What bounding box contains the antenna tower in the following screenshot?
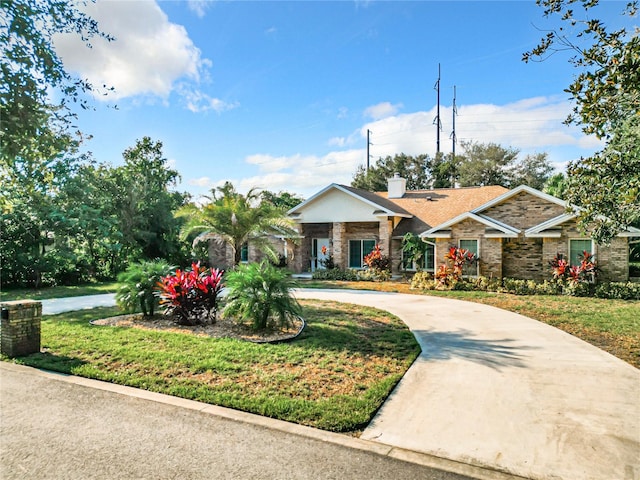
[450,85,457,157]
[433,64,442,155]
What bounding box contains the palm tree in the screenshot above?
[177,182,298,266]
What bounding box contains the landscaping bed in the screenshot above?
[12,299,420,433]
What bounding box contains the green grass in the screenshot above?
[9,300,420,433]
[0,282,119,302]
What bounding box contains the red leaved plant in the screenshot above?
[157,262,224,325]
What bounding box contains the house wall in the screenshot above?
[296,189,383,223]
[502,237,545,281]
[434,218,503,279]
[483,192,566,230]
[541,220,629,282]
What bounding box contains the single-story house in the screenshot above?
[286,175,639,282]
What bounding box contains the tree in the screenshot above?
[566,115,640,243]
[351,153,431,191]
[178,182,299,266]
[113,137,188,263]
[260,190,305,211]
[511,152,554,190]
[1,0,112,167]
[456,141,519,187]
[524,0,640,242]
[543,172,568,200]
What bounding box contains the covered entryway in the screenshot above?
[311,238,330,271]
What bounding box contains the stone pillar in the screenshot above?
[1,300,42,358]
[378,218,392,256]
[332,222,346,269]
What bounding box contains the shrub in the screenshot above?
[357,268,391,282]
[434,246,475,288]
[312,268,358,281]
[410,271,435,290]
[501,278,539,296]
[157,262,224,325]
[116,259,175,316]
[363,244,391,272]
[594,282,640,300]
[223,260,301,330]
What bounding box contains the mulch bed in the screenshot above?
[91,313,305,343]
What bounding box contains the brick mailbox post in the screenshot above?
[0,300,42,357]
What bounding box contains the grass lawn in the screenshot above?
[10,300,420,433]
[299,279,640,369]
[0,282,119,302]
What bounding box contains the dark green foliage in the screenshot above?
[116,260,175,317]
[178,182,298,266]
[351,153,431,191]
[311,268,359,281]
[525,0,640,242]
[224,261,301,330]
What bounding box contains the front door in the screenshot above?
[312,238,331,271]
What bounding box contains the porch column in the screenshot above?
[332,222,346,269]
[378,218,392,256]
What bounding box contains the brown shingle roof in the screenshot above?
[375,185,509,236]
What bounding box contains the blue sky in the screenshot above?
[54,0,633,199]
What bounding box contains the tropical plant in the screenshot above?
[401,233,428,270]
[434,246,475,288]
[223,260,301,330]
[157,262,224,325]
[116,260,175,317]
[362,244,391,281]
[177,182,299,266]
[550,251,597,288]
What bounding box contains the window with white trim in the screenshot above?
[569,239,593,266]
[402,241,435,272]
[459,239,479,276]
[349,239,376,269]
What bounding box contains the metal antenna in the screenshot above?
[366,129,373,170]
[450,85,457,157]
[433,63,442,155]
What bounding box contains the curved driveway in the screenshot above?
[295,289,640,480]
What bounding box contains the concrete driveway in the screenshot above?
[294,289,640,480]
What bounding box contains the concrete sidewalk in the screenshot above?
[295,289,640,480]
[41,293,117,315]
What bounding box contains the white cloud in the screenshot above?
[186,96,601,199]
[53,0,214,106]
[364,101,403,120]
[180,87,239,113]
[188,1,211,18]
[189,176,214,188]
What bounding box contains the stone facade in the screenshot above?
[1,300,42,358]
[483,192,565,230]
[502,237,545,281]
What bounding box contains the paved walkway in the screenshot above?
[11,290,640,480]
[295,289,640,480]
[41,293,117,314]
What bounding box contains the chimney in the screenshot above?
[387,173,406,198]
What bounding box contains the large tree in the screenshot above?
[524,0,640,242]
[456,141,520,187]
[178,182,299,266]
[1,0,111,166]
[351,153,431,191]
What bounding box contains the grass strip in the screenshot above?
[8,300,420,433]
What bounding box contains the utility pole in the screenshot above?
[366,129,372,170]
[450,85,457,157]
[433,63,442,155]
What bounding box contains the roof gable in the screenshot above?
[472,185,566,214]
[288,184,410,223]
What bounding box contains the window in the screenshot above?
[240,242,249,263]
[402,241,435,272]
[459,239,479,276]
[569,239,593,266]
[349,239,376,268]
